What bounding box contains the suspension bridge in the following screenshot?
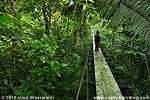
[92,28,124,100]
[76,27,124,100]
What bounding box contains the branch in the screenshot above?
[50,15,61,25]
[7,62,28,74]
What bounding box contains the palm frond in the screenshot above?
[106,0,150,49]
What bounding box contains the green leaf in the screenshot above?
[138,52,145,56]
[48,82,51,86]
[45,43,49,47]
[52,86,57,89]
[35,40,39,44]
[0,15,10,22]
[0,22,4,28]
[29,69,40,73]
[40,38,44,42]
[56,72,61,77]
[0,86,7,89]
[38,72,43,76]
[116,66,125,70]
[62,63,68,67]
[30,77,35,82]
[39,88,44,94]
[32,59,37,65]
[44,66,49,69]
[14,89,22,95]
[28,51,33,57]
[39,77,44,82]
[52,66,57,71]
[3,79,8,85]
[26,89,33,96]
[23,13,30,17]
[40,49,44,53]
[50,61,54,66]
[83,4,86,10]
[17,59,23,62]
[16,14,22,20]
[27,76,30,82]
[88,0,95,3]
[40,55,45,61]
[43,92,47,96]
[19,79,26,83]
[32,49,36,52]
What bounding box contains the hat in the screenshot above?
[96,30,100,33]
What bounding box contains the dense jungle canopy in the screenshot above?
[0,0,150,99]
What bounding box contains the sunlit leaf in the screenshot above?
[62,63,68,67]
[17,59,23,62]
[88,0,95,3]
[23,13,30,18]
[83,4,86,10]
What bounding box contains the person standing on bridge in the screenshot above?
[94,30,101,51]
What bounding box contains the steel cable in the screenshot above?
[75,40,92,100]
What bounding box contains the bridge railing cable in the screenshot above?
[75,40,92,100]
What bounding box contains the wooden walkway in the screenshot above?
[92,29,124,100]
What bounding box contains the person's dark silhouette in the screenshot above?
[94,30,101,51]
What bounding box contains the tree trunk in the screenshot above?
[42,3,50,35]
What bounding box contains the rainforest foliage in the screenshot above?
[0,0,150,99]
